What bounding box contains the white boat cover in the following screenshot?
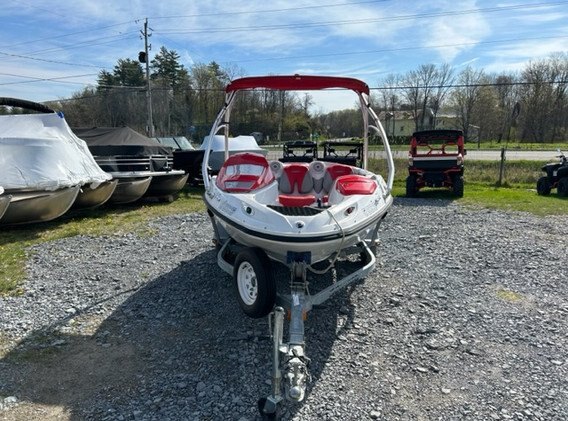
[0,113,111,191]
[199,135,265,152]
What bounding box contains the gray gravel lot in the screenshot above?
[0,199,567,420]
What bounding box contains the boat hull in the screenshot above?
[108,177,152,204]
[144,172,189,198]
[0,186,80,225]
[208,205,389,265]
[204,180,393,265]
[73,179,118,209]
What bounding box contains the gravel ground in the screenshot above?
[0,198,567,420]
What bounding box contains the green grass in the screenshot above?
[471,141,568,151]
[371,158,568,216]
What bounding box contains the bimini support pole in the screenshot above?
[202,91,236,190]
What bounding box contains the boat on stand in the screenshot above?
[201,75,395,416]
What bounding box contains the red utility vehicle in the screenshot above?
[406,129,465,197]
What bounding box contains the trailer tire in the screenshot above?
[234,248,275,318]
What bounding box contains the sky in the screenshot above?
[0,0,567,112]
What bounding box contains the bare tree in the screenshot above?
[450,66,485,143]
[430,63,454,127]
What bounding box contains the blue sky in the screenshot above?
[0,0,567,111]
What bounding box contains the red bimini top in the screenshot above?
[226,75,370,95]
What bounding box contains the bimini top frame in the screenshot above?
[201,74,395,191]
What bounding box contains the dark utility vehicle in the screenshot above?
[406,129,466,197]
[280,140,318,163]
[321,140,363,167]
[536,149,568,197]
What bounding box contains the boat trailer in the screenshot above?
[215,234,380,418]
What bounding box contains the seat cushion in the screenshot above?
[280,163,313,194]
[335,175,376,195]
[278,194,316,207]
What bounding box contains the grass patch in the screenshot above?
[370,158,568,216]
[496,288,524,302]
[0,186,205,295]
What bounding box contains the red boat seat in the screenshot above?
[277,163,316,206]
[335,174,376,196]
[216,153,274,193]
[323,163,353,193]
[278,194,316,207]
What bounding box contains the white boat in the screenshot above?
[0,98,113,225]
[199,134,267,174]
[201,75,394,415]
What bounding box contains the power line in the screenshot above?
[47,78,567,105]
[149,0,391,20]
[0,72,98,86]
[221,34,568,64]
[23,33,139,57]
[0,50,105,69]
[0,19,137,50]
[154,1,568,34]
[370,80,568,91]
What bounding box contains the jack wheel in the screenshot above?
[234,248,275,318]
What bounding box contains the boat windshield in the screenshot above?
[224,163,265,177]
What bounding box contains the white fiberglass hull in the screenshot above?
[205,176,392,265]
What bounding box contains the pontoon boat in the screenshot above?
[0,98,113,225]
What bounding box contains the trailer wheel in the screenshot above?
[452,175,464,197]
[536,176,551,196]
[406,175,417,197]
[234,248,275,318]
[557,178,568,197]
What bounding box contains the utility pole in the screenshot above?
[141,18,154,137]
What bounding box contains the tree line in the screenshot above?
[376,53,568,144]
[42,47,567,144]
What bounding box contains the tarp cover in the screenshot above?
[74,126,173,156]
[0,113,112,191]
[199,135,264,152]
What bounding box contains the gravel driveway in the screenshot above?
[0,199,566,420]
